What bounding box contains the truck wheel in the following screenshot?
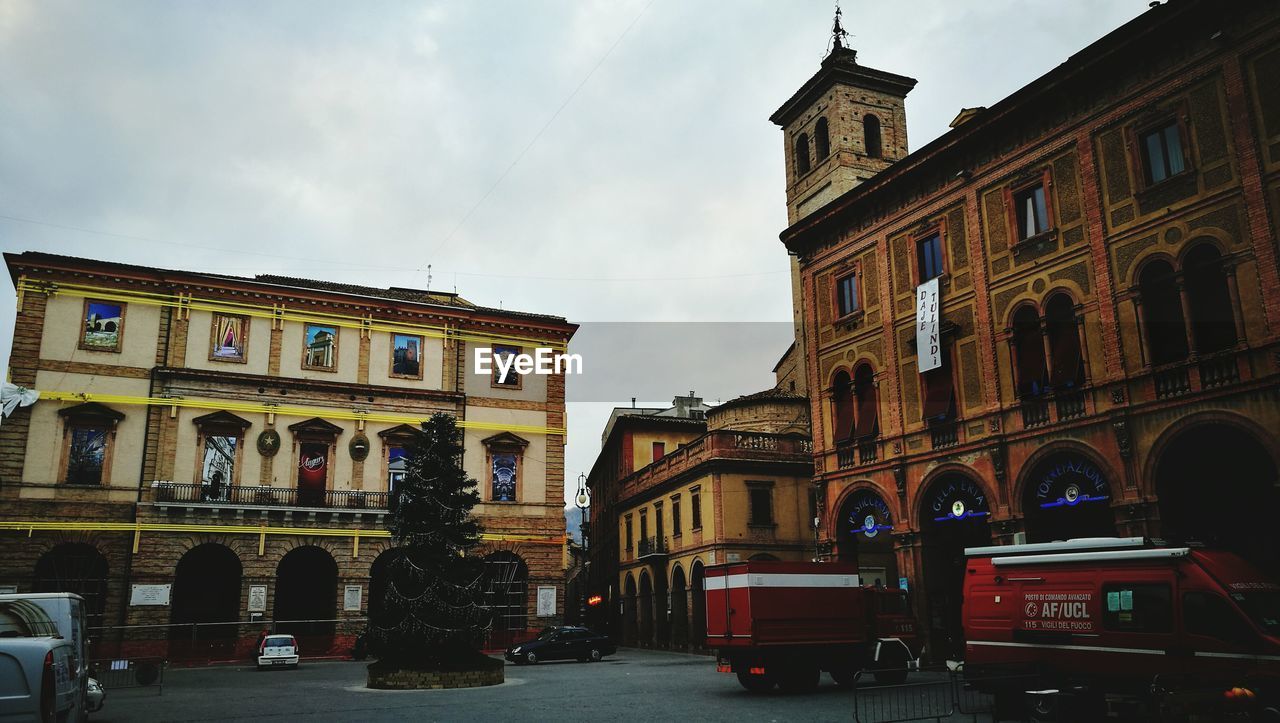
[872,644,909,685]
[736,670,774,693]
[778,664,821,693]
[829,667,858,688]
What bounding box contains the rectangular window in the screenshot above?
[655,502,664,542]
[836,272,859,317]
[639,509,649,541]
[921,352,957,422]
[624,516,633,551]
[1013,184,1050,241]
[917,233,944,281]
[210,313,249,363]
[671,495,682,537]
[80,299,125,353]
[491,344,521,388]
[807,488,818,529]
[1102,583,1171,633]
[1184,592,1255,645]
[387,445,408,494]
[66,427,107,485]
[302,323,338,370]
[748,482,774,526]
[652,441,665,462]
[1140,120,1186,184]
[390,333,424,379]
[491,452,517,502]
[200,435,237,501]
[691,487,702,530]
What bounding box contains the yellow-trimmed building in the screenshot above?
[0,252,575,659]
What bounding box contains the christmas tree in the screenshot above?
[368,412,495,670]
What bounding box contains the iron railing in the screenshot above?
[637,536,668,557]
[152,483,388,510]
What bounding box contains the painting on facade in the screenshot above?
[210,314,248,362]
[491,345,520,387]
[391,334,421,378]
[303,324,337,369]
[201,435,236,500]
[81,301,123,350]
[492,452,517,501]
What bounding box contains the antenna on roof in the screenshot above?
[426,264,433,291]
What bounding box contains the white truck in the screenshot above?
[0,597,84,722]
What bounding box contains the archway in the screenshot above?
[670,566,688,649]
[638,571,654,646]
[654,566,670,647]
[170,544,242,658]
[34,543,109,629]
[690,561,706,648]
[367,549,396,624]
[918,471,991,661]
[274,546,337,647]
[1021,451,1115,543]
[623,573,638,646]
[481,552,528,650]
[1155,423,1279,576]
[836,488,898,588]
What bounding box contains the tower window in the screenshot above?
[815,117,831,160]
[795,133,811,175]
[864,115,882,159]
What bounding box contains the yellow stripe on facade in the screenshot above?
[17,279,568,351]
[37,391,564,436]
[0,521,566,558]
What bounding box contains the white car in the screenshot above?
[256,634,301,670]
[86,676,105,714]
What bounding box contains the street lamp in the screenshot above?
[574,472,591,624]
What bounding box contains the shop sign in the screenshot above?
[846,490,893,538]
[929,477,990,523]
[1036,457,1109,509]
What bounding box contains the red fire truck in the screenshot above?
[705,560,921,692]
[962,537,1280,718]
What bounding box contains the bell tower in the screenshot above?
[770,7,917,225]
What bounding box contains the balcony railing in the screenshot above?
[837,445,857,470]
[858,439,878,464]
[1020,398,1050,428]
[1054,388,1087,420]
[1199,353,1240,389]
[929,422,959,450]
[152,483,388,510]
[1154,365,1192,399]
[637,536,668,558]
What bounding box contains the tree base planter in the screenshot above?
[366,658,504,690]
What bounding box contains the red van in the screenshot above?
[962,537,1280,718]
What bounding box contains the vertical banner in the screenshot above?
[916,278,941,373]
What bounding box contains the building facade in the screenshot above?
[0,252,575,659]
[586,390,814,650]
[777,0,1280,660]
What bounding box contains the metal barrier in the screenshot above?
[88,618,367,664]
[852,667,1039,722]
[89,657,166,696]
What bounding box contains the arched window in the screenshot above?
[832,370,854,442]
[795,133,811,175]
[1183,244,1237,354]
[1045,294,1084,389]
[864,115,882,159]
[1139,260,1189,365]
[852,363,878,439]
[1012,305,1047,398]
[815,117,830,160]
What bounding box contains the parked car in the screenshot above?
[256,634,300,670]
[86,677,105,714]
[0,598,83,722]
[505,626,615,664]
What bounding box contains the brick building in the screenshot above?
[0,252,575,659]
[585,389,814,650]
[775,0,1280,660]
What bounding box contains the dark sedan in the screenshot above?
[504,626,616,664]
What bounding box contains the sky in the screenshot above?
[0,0,1146,508]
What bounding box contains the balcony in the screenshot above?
[1019,398,1051,428]
[929,422,959,450]
[637,536,668,559]
[835,438,878,469]
[1153,365,1192,399]
[1054,388,1087,420]
[1199,352,1240,389]
[151,483,388,511]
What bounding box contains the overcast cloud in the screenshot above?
[0,0,1144,504]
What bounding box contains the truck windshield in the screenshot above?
[1231,591,1280,635]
